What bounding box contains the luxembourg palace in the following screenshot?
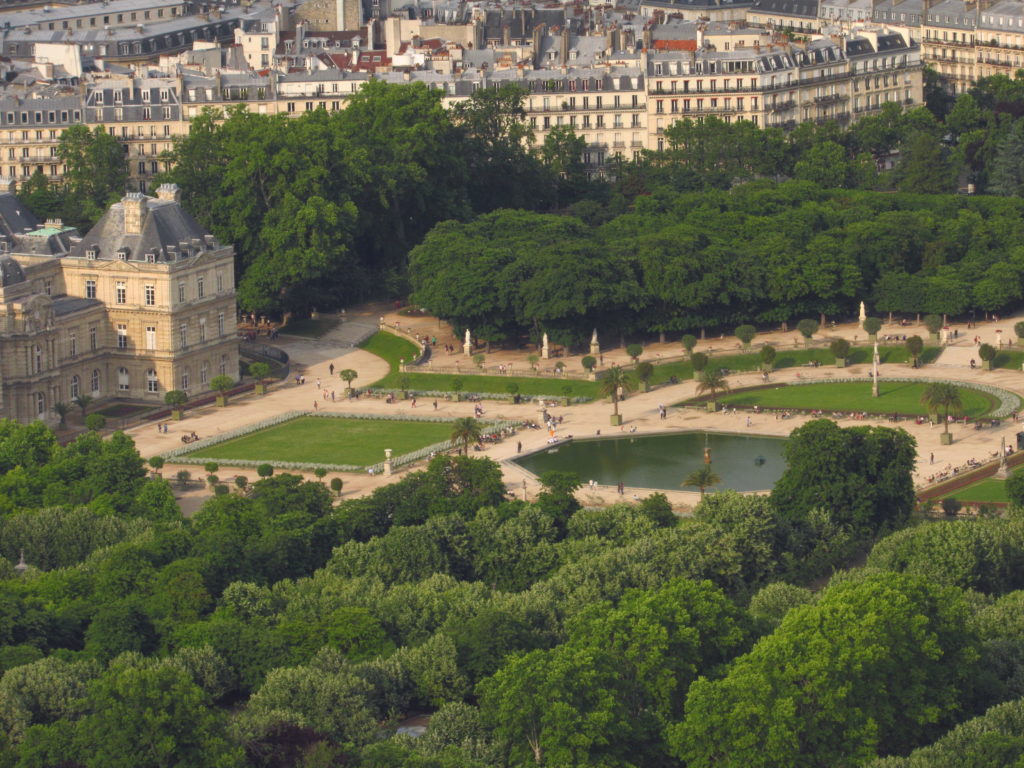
[0,182,238,424]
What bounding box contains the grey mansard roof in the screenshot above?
[72,195,217,262]
[0,254,25,286]
[0,191,40,237]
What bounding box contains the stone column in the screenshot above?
[383,448,393,477]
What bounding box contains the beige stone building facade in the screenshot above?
[0,182,237,424]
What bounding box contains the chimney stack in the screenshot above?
[122,192,146,235]
[156,183,181,203]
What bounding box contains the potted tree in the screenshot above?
[797,319,819,346]
[626,343,644,364]
[636,361,654,392]
[905,335,924,368]
[330,477,344,497]
[830,338,851,368]
[759,345,777,373]
[398,374,412,400]
[599,366,636,426]
[1015,321,1024,346]
[338,369,358,396]
[863,317,882,342]
[506,382,520,403]
[234,475,248,495]
[210,375,235,407]
[472,353,485,371]
[691,352,709,376]
[176,469,191,489]
[734,324,756,350]
[248,361,271,395]
[681,334,697,357]
[164,390,187,420]
[562,384,573,406]
[581,355,597,379]
[921,382,963,445]
[451,378,464,402]
[257,463,274,478]
[923,314,943,343]
[85,413,106,432]
[697,367,729,412]
[979,343,997,371]
[148,456,164,477]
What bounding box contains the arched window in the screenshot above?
[70,375,80,400]
[34,392,44,416]
[146,369,158,393]
[181,368,190,391]
[118,367,129,391]
[90,369,100,394]
[199,361,208,385]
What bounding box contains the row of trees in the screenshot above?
[410,186,1024,348]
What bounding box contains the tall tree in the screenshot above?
[57,125,128,229]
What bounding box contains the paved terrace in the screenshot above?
[125,305,1024,516]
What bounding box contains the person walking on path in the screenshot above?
[329,363,335,376]
[516,441,522,453]
[617,481,624,495]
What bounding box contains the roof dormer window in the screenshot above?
[116,248,128,261]
[85,248,97,260]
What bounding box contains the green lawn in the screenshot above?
[939,478,1009,504]
[362,332,600,398]
[649,346,939,385]
[186,416,454,466]
[280,317,340,338]
[994,349,1024,371]
[712,381,997,418]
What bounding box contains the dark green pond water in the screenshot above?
[514,431,787,492]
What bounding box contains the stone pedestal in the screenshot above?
[610,414,623,426]
[706,401,718,413]
[940,432,954,445]
[384,448,393,477]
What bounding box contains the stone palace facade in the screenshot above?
[0,182,237,424]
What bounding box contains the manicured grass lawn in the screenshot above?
[280,317,339,338]
[994,349,1024,371]
[360,331,420,373]
[186,416,453,467]
[711,381,997,418]
[939,478,1009,503]
[649,346,940,385]
[362,332,600,398]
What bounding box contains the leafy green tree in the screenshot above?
[671,573,983,767]
[863,316,882,337]
[338,369,358,391]
[771,419,916,534]
[84,413,106,432]
[19,169,62,220]
[1007,469,1024,510]
[246,361,271,389]
[979,343,997,366]
[734,324,756,348]
[73,394,93,419]
[895,131,957,194]
[539,126,587,207]
[74,664,243,768]
[691,352,709,373]
[50,402,69,429]
[796,318,819,342]
[987,121,1024,196]
[830,338,851,362]
[921,382,963,439]
[747,582,814,630]
[626,343,644,363]
[905,335,924,367]
[759,345,776,370]
[681,334,698,355]
[581,355,596,372]
[56,125,128,229]
[793,140,852,188]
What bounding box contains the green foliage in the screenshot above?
[581,355,596,372]
[1007,469,1024,509]
[84,414,106,432]
[922,382,965,436]
[771,419,917,535]
[924,314,944,334]
[210,375,234,395]
[56,125,128,230]
[759,345,776,366]
[796,318,819,340]
[979,343,997,362]
[734,325,756,346]
[681,334,698,354]
[256,464,273,478]
[247,361,271,383]
[163,390,187,408]
[626,343,644,362]
[690,352,709,373]
[864,316,883,335]
[830,338,852,359]
[450,417,482,456]
[906,335,925,364]
[673,573,982,766]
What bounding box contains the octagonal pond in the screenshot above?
[514,431,788,492]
